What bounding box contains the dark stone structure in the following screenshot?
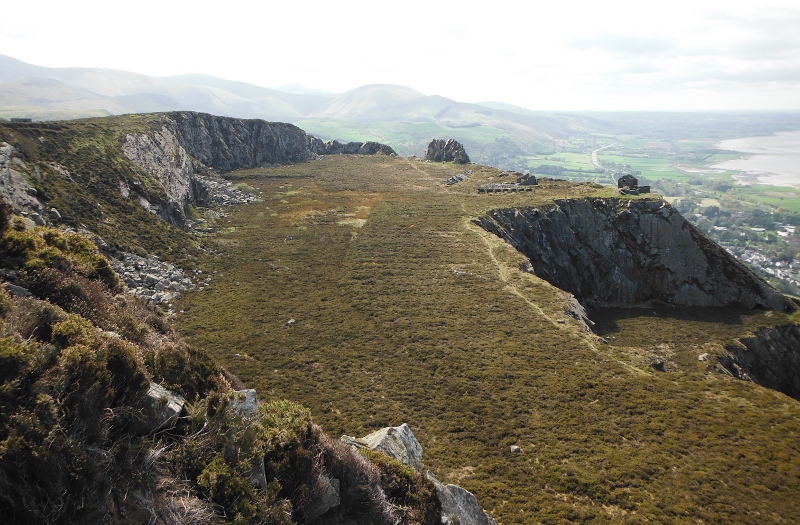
[617,173,650,195]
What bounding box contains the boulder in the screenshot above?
[143,382,186,432]
[4,282,32,297]
[345,423,423,470]
[425,139,471,164]
[303,474,341,520]
[228,389,267,488]
[230,389,259,418]
[426,472,498,525]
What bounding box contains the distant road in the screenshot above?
[591,143,617,184]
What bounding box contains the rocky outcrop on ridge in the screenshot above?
[342,424,497,525]
[477,198,791,310]
[721,325,800,401]
[425,138,471,164]
[121,112,395,226]
[0,142,47,222]
[308,137,397,156]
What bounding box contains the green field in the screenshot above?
[597,151,688,181]
[528,152,595,171]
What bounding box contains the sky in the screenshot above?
[2,0,799,111]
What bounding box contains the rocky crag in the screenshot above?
[424,138,470,164]
[122,112,396,226]
[477,198,791,311]
[722,324,800,401]
[342,424,497,525]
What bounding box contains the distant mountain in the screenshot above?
[15,55,796,169]
[0,55,618,167]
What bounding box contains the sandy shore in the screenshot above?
[713,131,800,187]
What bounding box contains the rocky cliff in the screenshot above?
[121,112,394,226]
[477,198,791,310]
[425,138,470,164]
[722,325,800,401]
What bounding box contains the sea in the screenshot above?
[713,131,800,187]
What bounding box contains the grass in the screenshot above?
[728,185,800,213]
[529,152,596,171]
[175,155,800,524]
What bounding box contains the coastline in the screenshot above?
[713,131,800,188]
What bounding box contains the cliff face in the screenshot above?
[121,112,315,225]
[121,112,394,226]
[167,111,315,171]
[723,325,800,401]
[477,198,790,310]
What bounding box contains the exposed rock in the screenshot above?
[477,198,792,311]
[344,423,424,470]
[0,142,45,219]
[143,382,186,432]
[343,424,495,524]
[425,139,471,164]
[651,356,666,372]
[698,353,710,362]
[722,325,800,401]
[230,389,259,418]
[510,445,521,454]
[228,389,267,489]
[565,295,594,332]
[426,472,498,525]
[4,282,31,297]
[108,251,196,309]
[303,474,341,521]
[309,139,397,156]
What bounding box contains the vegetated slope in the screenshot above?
[175,156,800,524]
[0,206,442,524]
[0,111,384,255]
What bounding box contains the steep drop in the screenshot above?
[477,198,791,310]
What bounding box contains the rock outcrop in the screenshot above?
[0,142,46,220]
[342,423,423,470]
[477,198,791,310]
[308,138,397,156]
[121,112,395,226]
[142,382,186,432]
[426,472,498,525]
[342,424,496,525]
[721,325,800,401]
[425,138,471,164]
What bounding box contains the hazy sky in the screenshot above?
[2,0,799,110]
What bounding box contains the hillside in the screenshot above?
[6,55,800,172]
[1,113,800,523]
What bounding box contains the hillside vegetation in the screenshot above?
[1,112,799,524]
[176,155,800,524]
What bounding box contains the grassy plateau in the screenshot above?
[175,155,800,524]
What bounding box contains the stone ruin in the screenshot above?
[477,173,538,194]
[617,173,650,195]
[446,169,473,186]
[425,139,471,164]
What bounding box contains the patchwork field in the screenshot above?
[175,156,800,524]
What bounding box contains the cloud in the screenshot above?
[568,34,676,57]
